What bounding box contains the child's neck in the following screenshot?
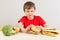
[27,16,34,20]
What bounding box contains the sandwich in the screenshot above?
[41,28,59,37]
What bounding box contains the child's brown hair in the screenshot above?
[23,1,36,11]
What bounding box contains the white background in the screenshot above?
[0,0,60,29]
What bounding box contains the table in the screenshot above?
[0,31,60,40]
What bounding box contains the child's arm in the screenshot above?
[26,24,48,31]
[43,24,56,30]
[25,24,33,31]
[26,24,42,31]
[44,24,48,27]
[40,24,49,30]
[42,24,48,29]
[18,22,27,32]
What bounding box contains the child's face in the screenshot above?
[24,7,35,18]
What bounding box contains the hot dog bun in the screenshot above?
[41,29,59,37]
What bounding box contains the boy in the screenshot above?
[18,1,48,33]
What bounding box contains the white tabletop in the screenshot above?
[0,31,60,40]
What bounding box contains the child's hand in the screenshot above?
[36,25,42,31]
[26,24,33,31]
[21,28,27,33]
[25,24,37,31]
[13,26,20,33]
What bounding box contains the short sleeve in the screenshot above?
[38,16,46,27]
[18,16,25,23]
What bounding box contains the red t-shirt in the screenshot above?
[18,16,46,28]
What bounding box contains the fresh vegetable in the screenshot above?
[2,25,16,36]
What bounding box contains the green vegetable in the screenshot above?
[2,25,16,36]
